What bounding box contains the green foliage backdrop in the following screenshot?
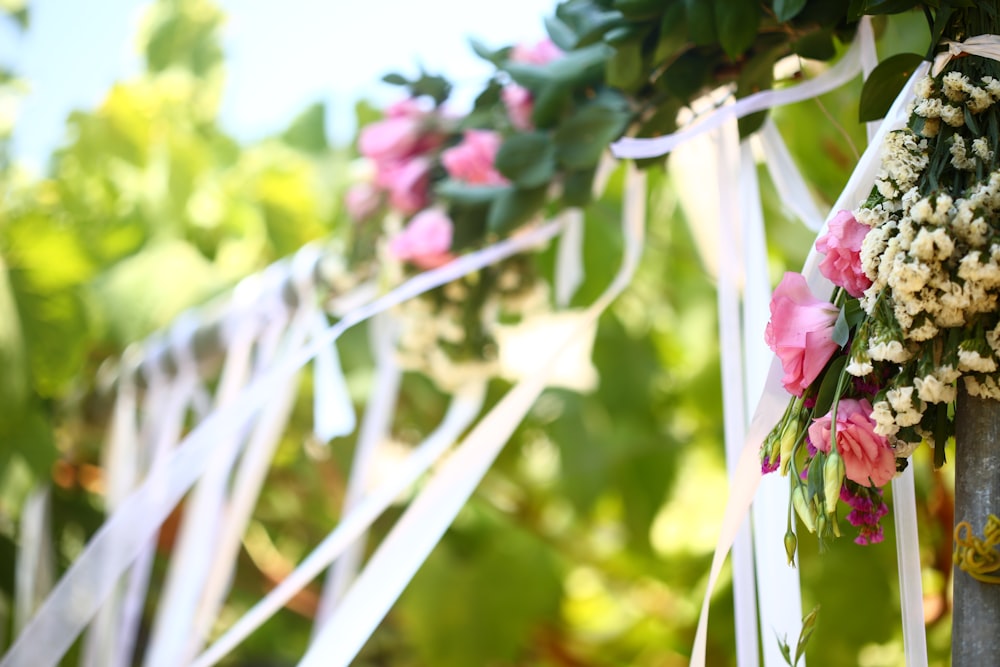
[0,1,955,665]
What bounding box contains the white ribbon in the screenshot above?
[933,34,1000,76]
[296,164,646,667]
[690,61,931,667]
[313,312,401,629]
[611,19,870,160]
[0,218,567,667]
[190,383,488,667]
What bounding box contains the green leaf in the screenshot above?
[857,0,921,15]
[859,53,923,122]
[411,72,452,106]
[844,298,865,328]
[381,73,408,86]
[555,1,626,47]
[0,255,28,412]
[832,308,850,347]
[812,355,848,417]
[685,0,716,46]
[544,14,578,51]
[612,0,665,20]
[530,84,571,129]
[436,179,508,205]
[506,42,614,89]
[494,132,556,188]
[468,38,509,66]
[715,0,759,59]
[487,185,548,234]
[792,29,837,61]
[562,166,597,206]
[605,40,645,91]
[281,102,327,154]
[662,50,712,99]
[774,0,808,21]
[554,102,632,169]
[653,2,688,63]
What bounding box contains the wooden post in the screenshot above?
[953,388,1000,665]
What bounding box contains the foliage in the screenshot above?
[0,1,962,667]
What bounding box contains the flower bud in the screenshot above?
[779,420,799,476]
[823,451,846,515]
[792,486,816,533]
[784,529,798,565]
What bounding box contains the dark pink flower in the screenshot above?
[389,209,455,269]
[809,399,896,488]
[765,272,841,396]
[377,157,432,214]
[441,130,508,185]
[816,210,872,298]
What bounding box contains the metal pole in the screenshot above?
[953,387,1000,665]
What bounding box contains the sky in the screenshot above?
[1,0,557,172]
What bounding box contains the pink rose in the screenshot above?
[359,115,422,164]
[502,84,535,130]
[510,38,562,65]
[441,130,508,185]
[816,210,872,298]
[389,209,455,269]
[344,183,381,221]
[809,399,896,487]
[376,157,432,214]
[765,272,841,396]
[358,98,442,164]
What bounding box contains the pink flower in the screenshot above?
[502,84,535,130]
[765,272,841,396]
[816,210,872,298]
[441,130,508,185]
[344,183,381,221]
[376,157,432,214]
[389,209,455,269]
[809,399,896,487]
[358,98,442,164]
[359,115,422,164]
[510,38,562,65]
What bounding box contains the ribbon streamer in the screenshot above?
[296,164,646,667]
[689,61,931,667]
[933,34,1000,76]
[611,19,870,159]
[0,216,568,667]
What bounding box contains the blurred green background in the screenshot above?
[0,1,955,665]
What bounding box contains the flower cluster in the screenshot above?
[342,40,572,383]
[762,66,1000,549]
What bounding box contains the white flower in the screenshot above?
[871,400,899,436]
[846,358,874,377]
[914,374,957,403]
[910,227,955,261]
[959,349,998,373]
[973,137,995,161]
[941,104,966,127]
[869,340,911,362]
[969,87,993,113]
[943,72,971,101]
[914,75,935,99]
[892,439,921,458]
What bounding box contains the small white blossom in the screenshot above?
[914,374,957,403]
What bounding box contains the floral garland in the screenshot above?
[762,58,1000,551]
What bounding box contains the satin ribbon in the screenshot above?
[933,35,1000,76]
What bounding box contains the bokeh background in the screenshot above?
[0,1,956,665]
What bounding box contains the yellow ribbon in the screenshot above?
[953,514,1000,584]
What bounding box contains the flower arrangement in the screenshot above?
[762,58,1000,551]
